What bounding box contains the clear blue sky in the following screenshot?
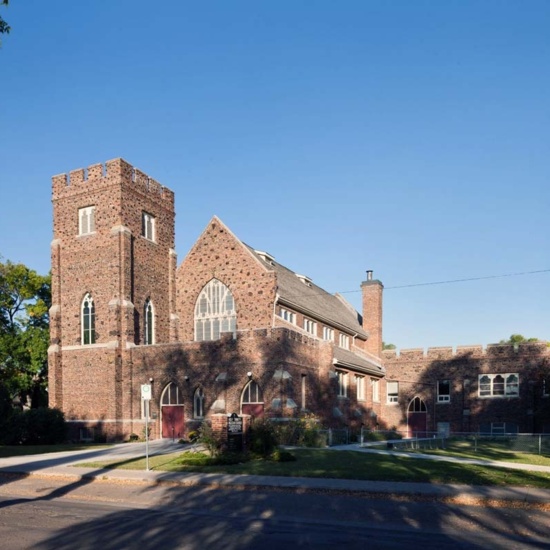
[1,1,548,349]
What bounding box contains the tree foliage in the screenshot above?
[498,334,541,345]
[0,0,10,46]
[0,258,50,408]
[382,342,396,350]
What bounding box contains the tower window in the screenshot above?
[144,299,155,345]
[81,293,96,345]
[142,212,155,241]
[78,206,96,235]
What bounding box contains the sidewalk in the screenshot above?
[1,440,549,506]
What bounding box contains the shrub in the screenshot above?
[128,433,140,442]
[187,430,199,443]
[271,448,296,462]
[199,421,224,457]
[248,418,278,457]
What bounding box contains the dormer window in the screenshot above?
[254,250,275,265]
[296,273,312,286]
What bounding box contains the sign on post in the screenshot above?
[227,412,243,452]
[141,384,152,471]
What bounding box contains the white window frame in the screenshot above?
[303,318,317,336]
[336,370,348,398]
[322,326,334,341]
[356,375,365,401]
[339,333,350,350]
[81,292,95,345]
[387,381,399,404]
[194,387,205,419]
[78,206,96,236]
[142,211,156,241]
[437,380,451,403]
[371,378,380,402]
[280,308,296,324]
[478,373,519,398]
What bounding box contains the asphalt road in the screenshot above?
[0,474,548,549]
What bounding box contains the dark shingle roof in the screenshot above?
[333,346,385,377]
[246,245,367,339]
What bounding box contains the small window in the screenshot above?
[280,308,296,324]
[437,380,451,403]
[303,318,317,336]
[142,211,155,241]
[144,299,155,345]
[194,388,205,418]
[387,381,399,404]
[81,293,96,345]
[356,375,365,401]
[336,370,348,397]
[339,333,350,350]
[322,327,334,341]
[79,206,96,235]
[371,378,380,402]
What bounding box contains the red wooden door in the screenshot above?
[408,412,427,438]
[241,403,264,418]
[162,405,184,439]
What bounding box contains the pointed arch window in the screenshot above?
[161,382,182,405]
[242,380,263,404]
[81,293,96,345]
[194,279,236,342]
[408,397,427,413]
[194,387,205,418]
[144,299,155,345]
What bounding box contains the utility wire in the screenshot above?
[286,268,550,299]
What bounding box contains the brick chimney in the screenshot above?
[361,270,383,358]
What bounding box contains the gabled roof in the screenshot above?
[245,245,368,339]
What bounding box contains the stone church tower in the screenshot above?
[48,158,176,440]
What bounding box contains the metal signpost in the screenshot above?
[141,384,152,471]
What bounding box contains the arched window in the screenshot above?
[241,380,264,417]
[408,396,427,413]
[161,382,182,405]
[81,293,95,345]
[242,380,263,404]
[194,279,236,341]
[194,387,205,419]
[144,299,155,345]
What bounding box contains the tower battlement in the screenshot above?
[52,158,174,205]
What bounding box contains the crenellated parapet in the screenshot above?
[383,341,549,360]
[52,158,174,205]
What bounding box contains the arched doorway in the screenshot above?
[161,382,184,439]
[407,396,427,438]
[241,380,264,418]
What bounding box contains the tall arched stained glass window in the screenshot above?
[82,293,95,345]
[194,279,236,341]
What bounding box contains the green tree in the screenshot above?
[382,342,396,350]
[0,259,50,408]
[0,1,10,46]
[498,334,541,345]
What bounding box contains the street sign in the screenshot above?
[141,384,152,400]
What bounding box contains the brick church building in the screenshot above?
[48,158,549,441]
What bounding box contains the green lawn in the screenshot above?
[75,448,550,489]
[392,439,550,467]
